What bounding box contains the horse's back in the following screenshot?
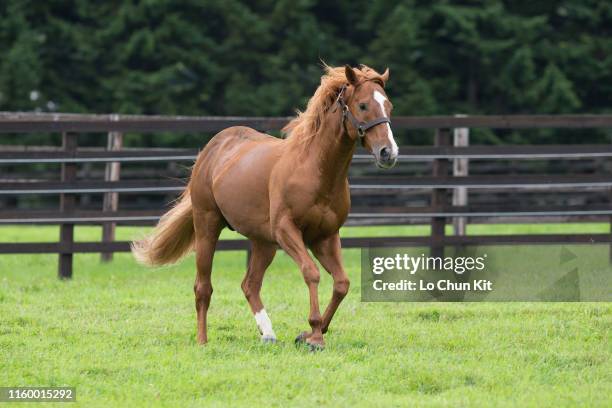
[191,126,283,241]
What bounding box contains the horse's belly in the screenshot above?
[211,143,278,241]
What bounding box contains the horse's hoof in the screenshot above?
[307,342,325,352]
[295,332,324,352]
[294,331,310,345]
[261,335,277,344]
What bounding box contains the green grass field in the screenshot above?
[0,224,610,407]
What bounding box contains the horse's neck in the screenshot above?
[298,114,356,189]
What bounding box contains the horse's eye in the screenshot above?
[359,103,368,111]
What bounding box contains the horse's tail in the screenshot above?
[131,189,195,267]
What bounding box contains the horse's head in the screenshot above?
[340,65,398,168]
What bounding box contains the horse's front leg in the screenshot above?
[311,233,350,334]
[274,217,325,350]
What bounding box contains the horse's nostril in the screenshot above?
[379,147,391,160]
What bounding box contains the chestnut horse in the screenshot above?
[132,64,397,350]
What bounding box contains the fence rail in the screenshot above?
[2,112,612,132]
[2,234,611,256]
[2,204,612,225]
[1,175,611,195]
[2,144,612,163]
[0,112,611,278]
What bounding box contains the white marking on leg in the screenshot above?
[373,90,399,157]
[254,309,276,341]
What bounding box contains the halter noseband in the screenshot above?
[335,84,391,138]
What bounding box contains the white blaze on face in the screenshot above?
[254,309,276,339]
[373,90,398,157]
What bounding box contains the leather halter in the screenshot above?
[335,84,391,138]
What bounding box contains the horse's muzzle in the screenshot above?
[375,146,397,169]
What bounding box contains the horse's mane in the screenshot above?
[282,64,386,142]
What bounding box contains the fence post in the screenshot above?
[101,115,123,262]
[59,132,77,279]
[430,128,451,258]
[453,119,469,236]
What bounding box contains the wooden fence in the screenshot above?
[1,112,611,278]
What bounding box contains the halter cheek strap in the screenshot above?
[336,84,391,138]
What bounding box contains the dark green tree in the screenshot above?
[0,0,610,145]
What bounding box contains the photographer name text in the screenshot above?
[372,279,493,292]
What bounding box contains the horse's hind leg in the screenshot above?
[241,240,277,343]
[193,210,223,344]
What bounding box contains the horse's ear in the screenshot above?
[345,65,359,86]
[381,67,390,83]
